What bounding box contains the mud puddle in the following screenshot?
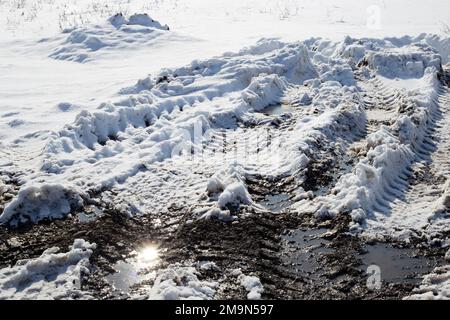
[77,206,106,223]
[280,228,334,281]
[358,243,440,285]
[259,193,292,212]
[106,244,161,293]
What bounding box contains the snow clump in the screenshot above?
[0,239,96,300]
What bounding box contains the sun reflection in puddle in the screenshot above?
[136,245,160,268]
[106,244,161,293]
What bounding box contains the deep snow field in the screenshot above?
[1,0,450,300]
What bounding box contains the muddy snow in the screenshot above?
[1,0,450,300]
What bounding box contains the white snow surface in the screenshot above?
[1,0,450,145]
[0,183,83,225]
[145,263,219,300]
[0,239,96,300]
[239,274,264,300]
[287,36,450,242]
[1,1,450,42]
[45,13,170,63]
[231,268,264,300]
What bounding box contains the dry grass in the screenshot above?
[0,0,180,33]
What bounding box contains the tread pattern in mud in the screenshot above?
[2,52,450,299]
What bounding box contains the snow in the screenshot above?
[1,1,450,42]
[106,252,220,300]
[205,164,252,213]
[0,20,449,244]
[0,183,83,226]
[201,208,235,222]
[147,264,218,300]
[217,182,252,210]
[0,239,96,300]
[0,180,6,194]
[366,45,441,78]
[433,180,450,217]
[2,0,450,300]
[5,34,448,231]
[239,274,264,300]
[405,264,450,300]
[1,38,326,224]
[1,0,450,146]
[446,249,450,262]
[308,38,447,240]
[232,269,264,300]
[46,13,170,63]
[405,250,450,300]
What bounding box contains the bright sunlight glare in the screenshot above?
[137,245,160,267]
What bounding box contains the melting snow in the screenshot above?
[0,239,96,300]
[2,0,450,301]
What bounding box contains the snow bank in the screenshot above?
[0,239,96,300]
[0,183,84,226]
[366,45,441,79]
[45,39,315,167]
[385,34,450,65]
[241,74,287,111]
[316,126,414,220]
[315,47,442,236]
[147,263,218,300]
[47,13,169,62]
[2,39,320,225]
[3,36,373,225]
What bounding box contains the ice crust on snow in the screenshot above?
[46,13,169,62]
[0,239,96,300]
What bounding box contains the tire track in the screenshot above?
[295,76,406,206]
[367,81,450,238]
